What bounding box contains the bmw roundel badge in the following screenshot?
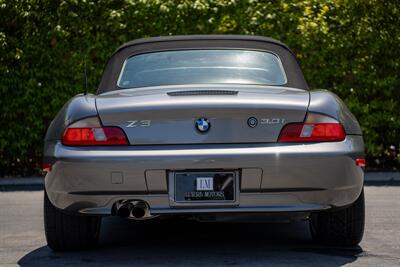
[247,117,258,128]
[195,118,210,133]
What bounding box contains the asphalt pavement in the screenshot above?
[0,186,399,266]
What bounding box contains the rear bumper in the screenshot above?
[45,135,364,216]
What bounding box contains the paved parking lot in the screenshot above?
[0,186,399,266]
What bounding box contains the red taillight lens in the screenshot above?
[355,158,366,167]
[62,127,128,146]
[278,123,345,142]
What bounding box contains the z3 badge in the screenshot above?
[126,120,151,128]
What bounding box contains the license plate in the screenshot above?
[173,171,236,203]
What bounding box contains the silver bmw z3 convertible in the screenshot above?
[43,35,365,251]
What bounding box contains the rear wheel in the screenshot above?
[310,188,365,246]
[43,191,101,251]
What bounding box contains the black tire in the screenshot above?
[44,191,101,251]
[310,188,365,246]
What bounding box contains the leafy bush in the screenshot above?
[1,0,399,176]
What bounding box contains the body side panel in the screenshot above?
[43,94,98,164]
[44,94,98,141]
[308,90,362,135]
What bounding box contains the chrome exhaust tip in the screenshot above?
[115,200,154,220]
[131,201,148,219]
[117,202,133,218]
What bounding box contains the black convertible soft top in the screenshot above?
[97,35,308,93]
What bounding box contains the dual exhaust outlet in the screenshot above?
[115,201,152,219]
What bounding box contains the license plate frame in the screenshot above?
[168,170,240,207]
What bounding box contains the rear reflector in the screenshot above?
[278,123,345,142]
[42,163,52,172]
[355,159,366,167]
[62,127,128,146]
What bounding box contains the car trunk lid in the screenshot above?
[96,85,310,145]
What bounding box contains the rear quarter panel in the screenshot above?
[44,94,98,164]
[308,90,362,135]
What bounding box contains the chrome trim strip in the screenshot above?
[78,204,329,215]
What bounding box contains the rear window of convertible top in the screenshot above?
[117,49,287,89]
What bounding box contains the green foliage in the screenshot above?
[1,0,399,175]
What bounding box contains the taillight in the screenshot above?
[62,117,128,146]
[278,113,346,142]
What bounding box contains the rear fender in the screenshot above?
[308,90,362,135]
[45,94,98,141]
[44,94,98,164]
